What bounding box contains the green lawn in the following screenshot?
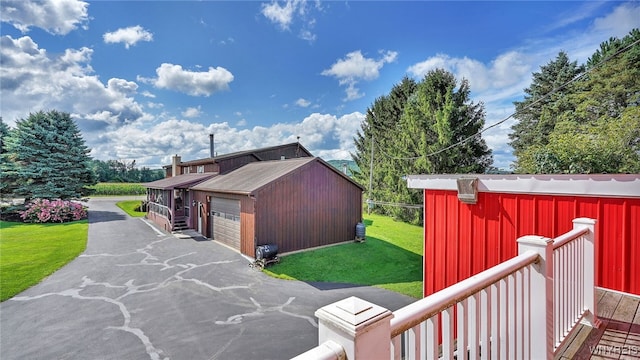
[116,200,147,217]
[0,220,88,301]
[264,213,424,298]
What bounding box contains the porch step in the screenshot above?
[173,218,189,231]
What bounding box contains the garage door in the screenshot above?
[211,197,241,250]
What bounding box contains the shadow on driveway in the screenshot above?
[88,210,127,223]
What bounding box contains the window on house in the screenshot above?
[197,165,205,173]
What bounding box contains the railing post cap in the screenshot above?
[315,296,392,333]
[517,235,552,246]
[573,217,596,225]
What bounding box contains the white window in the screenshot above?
[197,165,205,173]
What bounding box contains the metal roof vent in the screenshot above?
[456,177,478,204]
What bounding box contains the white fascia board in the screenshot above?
[406,174,640,198]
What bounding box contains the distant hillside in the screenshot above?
[326,160,360,177]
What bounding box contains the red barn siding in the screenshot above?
[424,190,640,297]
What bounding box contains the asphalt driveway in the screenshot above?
[0,198,416,360]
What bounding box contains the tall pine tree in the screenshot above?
[5,110,97,200]
[352,76,417,216]
[387,69,491,223]
[508,51,583,172]
[352,70,492,224]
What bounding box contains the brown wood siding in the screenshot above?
[146,212,171,232]
[240,197,256,257]
[217,146,312,174]
[253,161,362,254]
[191,191,211,237]
[218,155,260,174]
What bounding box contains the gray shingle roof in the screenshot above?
[143,173,217,190]
[191,157,316,194]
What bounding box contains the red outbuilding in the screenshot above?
[406,174,640,297]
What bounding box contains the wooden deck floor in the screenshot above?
[556,288,640,359]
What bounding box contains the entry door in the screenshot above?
[197,202,203,233]
[211,197,241,250]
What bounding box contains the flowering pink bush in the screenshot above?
[19,199,87,223]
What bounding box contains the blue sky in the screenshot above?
[1,1,639,170]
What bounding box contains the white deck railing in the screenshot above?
[292,218,599,360]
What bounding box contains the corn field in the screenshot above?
[89,183,146,196]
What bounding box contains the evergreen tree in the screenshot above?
[508,51,583,172]
[387,69,492,223]
[5,110,97,200]
[352,71,492,224]
[517,29,640,173]
[352,76,417,216]
[0,118,18,197]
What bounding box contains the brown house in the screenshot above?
[191,157,364,257]
[144,143,364,258]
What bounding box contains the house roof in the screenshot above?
[163,142,313,168]
[405,174,640,198]
[143,173,217,190]
[191,157,364,195]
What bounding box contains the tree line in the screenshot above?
[1,111,164,201]
[352,29,639,224]
[91,159,164,183]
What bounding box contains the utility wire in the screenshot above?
[373,37,640,161]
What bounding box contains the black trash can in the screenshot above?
[256,244,278,260]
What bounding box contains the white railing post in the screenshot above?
[573,217,601,328]
[517,235,554,359]
[315,296,393,360]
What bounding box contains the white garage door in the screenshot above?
[211,197,241,250]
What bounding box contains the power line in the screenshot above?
[372,37,640,161]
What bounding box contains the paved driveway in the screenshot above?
[1,198,416,360]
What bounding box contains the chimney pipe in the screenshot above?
[209,133,214,158]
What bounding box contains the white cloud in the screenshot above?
[408,51,530,92]
[0,0,89,35]
[182,106,202,118]
[141,63,234,96]
[141,91,156,98]
[592,2,640,38]
[91,111,364,167]
[261,0,296,30]
[0,35,145,129]
[322,50,398,101]
[103,25,153,49]
[261,0,320,42]
[295,98,311,107]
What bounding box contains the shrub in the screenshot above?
[19,199,87,223]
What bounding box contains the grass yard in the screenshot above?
[0,220,88,302]
[116,200,147,217]
[264,213,424,298]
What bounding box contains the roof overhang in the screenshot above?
[406,174,640,198]
[143,173,217,190]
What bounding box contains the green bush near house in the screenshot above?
[116,200,147,217]
[0,220,88,302]
[264,213,424,299]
